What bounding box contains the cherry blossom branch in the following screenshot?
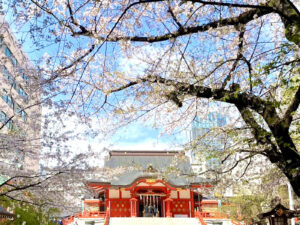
[95,8,273,43]
[221,26,246,89]
[167,1,183,29]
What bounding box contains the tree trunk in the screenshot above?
[276,0,300,47]
[273,153,300,196]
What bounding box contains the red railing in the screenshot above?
[62,211,106,225]
[232,220,242,225]
[104,207,110,225]
[197,210,244,225]
[77,211,106,218]
[195,211,208,225]
[62,216,74,225]
[200,211,227,219]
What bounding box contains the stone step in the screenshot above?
[109,217,200,225]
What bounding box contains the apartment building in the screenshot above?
[0,15,41,173]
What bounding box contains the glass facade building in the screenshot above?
[189,112,227,174]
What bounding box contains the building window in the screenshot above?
[15,104,21,114]
[19,69,30,85]
[17,86,28,103]
[21,72,29,84]
[1,89,14,109]
[4,45,12,57]
[15,104,27,122]
[2,68,29,103]
[3,45,18,67]
[0,111,6,124]
[17,86,25,97]
[10,55,18,67]
[3,66,17,89]
[20,110,27,122]
[0,111,13,130]
[7,119,13,130]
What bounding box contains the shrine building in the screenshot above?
[88,150,211,218]
[62,150,233,225]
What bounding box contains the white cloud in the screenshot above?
[41,107,185,170]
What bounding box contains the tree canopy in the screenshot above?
[4,0,300,196]
[0,196,59,225]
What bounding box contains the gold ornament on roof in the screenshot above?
[146,179,156,183]
[145,163,158,173]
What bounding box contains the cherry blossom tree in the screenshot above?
[4,0,300,196]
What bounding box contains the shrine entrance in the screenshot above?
[138,194,164,217]
[133,183,169,218]
[125,178,180,218]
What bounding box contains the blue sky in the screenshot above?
[2,13,188,152]
[109,122,188,150]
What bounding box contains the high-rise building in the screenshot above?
[0,15,41,173]
[189,111,227,175]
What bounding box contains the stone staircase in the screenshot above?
[109,217,201,225]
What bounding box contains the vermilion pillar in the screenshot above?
[165,198,173,217]
[130,198,138,217]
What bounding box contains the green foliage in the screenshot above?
[219,168,300,223]
[221,194,267,223]
[0,197,60,225]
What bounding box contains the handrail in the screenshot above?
[62,210,106,225]
[77,211,106,218]
[104,207,110,225]
[195,211,208,225]
[62,216,74,225]
[232,220,242,225]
